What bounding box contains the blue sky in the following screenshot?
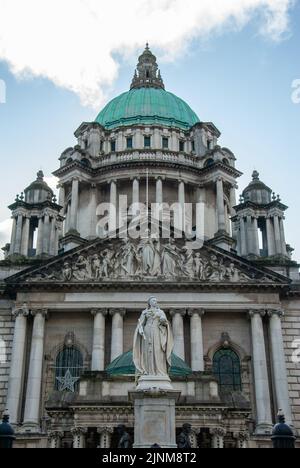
[0,0,299,260]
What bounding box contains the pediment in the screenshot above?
[6,235,289,287]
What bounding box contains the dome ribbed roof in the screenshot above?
[95,45,200,131]
[95,88,200,131]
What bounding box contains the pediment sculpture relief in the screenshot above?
[24,238,271,283]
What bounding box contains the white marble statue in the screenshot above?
[133,297,174,377]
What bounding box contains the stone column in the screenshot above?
[196,186,206,241]
[266,217,275,256]
[273,215,282,255]
[188,309,205,372]
[43,213,50,254]
[21,216,30,256]
[211,428,226,448]
[234,432,249,449]
[89,184,98,239]
[49,218,57,256]
[36,216,44,255]
[110,309,125,362]
[240,217,247,256]
[23,310,47,430]
[253,217,260,256]
[14,214,23,254]
[249,310,273,434]
[91,309,107,372]
[6,305,29,425]
[69,178,79,232]
[156,177,163,205]
[98,427,114,448]
[279,218,287,256]
[109,180,117,232]
[72,427,87,449]
[9,217,17,254]
[170,310,186,361]
[268,310,293,426]
[216,178,226,233]
[48,431,64,449]
[132,177,140,216]
[178,180,185,231]
[58,183,65,216]
[246,216,253,254]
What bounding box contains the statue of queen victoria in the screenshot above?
[133,297,174,377]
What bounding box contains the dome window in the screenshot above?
[111,140,116,152]
[144,136,151,148]
[191,140,195,152]
[66,158,73,165]
[162,137,169,149]
[179,141,185,152]
[222,158,230,166]
[205,158,215,167]
[126,137,133,149]
[81,158,91,168]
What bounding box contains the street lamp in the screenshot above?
[0,410,15,449]
[271,410,296,449]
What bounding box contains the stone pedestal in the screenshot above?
[130,380,180,449]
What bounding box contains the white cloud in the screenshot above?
[0,218,12,258]
[0,0,294,108]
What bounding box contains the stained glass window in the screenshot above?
[55,347,84,392]
[213,349,242,394]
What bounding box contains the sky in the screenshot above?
[0,0,299,260]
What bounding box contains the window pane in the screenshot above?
[162,137,169,149]
[127,137,133,149]
[213,348,242,393]
[144,136,151,148]
[111,140,116,152]
[55,347,84,392]
[179,141,185,152]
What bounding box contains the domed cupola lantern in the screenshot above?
[233,171,290,260]
[130,43,165,90]
[8,171,63,258]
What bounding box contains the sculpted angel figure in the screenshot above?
[133,297,174,377]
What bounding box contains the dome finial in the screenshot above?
[252,170,259,181]
[131,46,165,90]
[37,170,44,181]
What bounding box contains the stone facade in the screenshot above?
[0,46,299,448]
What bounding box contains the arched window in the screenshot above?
[222,158,230,166]
[204,158,214,167]
[213,348,242,394]
[55,347,84,393]
[81,158,91,168]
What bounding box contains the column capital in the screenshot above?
[233,431,250,442]
[109,309,126,318]
[131,176,141,181]
[267,309,285,319]
[31,309,48,318]
[210,427,226,437]
[248,310,266,319]
[47,431,64,440]
[188,308,205,318]
[97,426,114,435]
[90,183,97,190]
[71,427,88,436]
[12,303,29,318]
[91,308,108,317]
[169,309,186,318]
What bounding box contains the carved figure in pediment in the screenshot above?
[138,236,156,276]
[207,254,221,281]
[100,250,111,278]
[73,255,91,280]
[91,254,101,279]
[183,248,195,277]
[194,252,207,280]
[62,262,73,281]
[162,239,181,278]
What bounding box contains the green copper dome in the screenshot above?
[95,45,200,131]
[106,350,193,377]
[95,88,200,131]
